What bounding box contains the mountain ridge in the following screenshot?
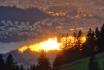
[0,6,50,42]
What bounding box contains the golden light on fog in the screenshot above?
[18,36,86,53]
[18,38,62,53]
[61,36,86,47]
[61,36,75,44]
[80,36,86,43]
[18,46,28,53]
[47,11,66,16]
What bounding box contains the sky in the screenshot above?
[0,0,104,53]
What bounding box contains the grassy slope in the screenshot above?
[58,53,104,70]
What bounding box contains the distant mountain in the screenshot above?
[2,49,39,68]
[0,6,49,22]
[0,6,50,42]
[0,6,104,43]
[2,49,56,68]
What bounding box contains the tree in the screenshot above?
[30,64,36,70]
[99,24,104,52]
[37,53,51,70]
[72,30,83,50]
[95,27,100,39]
[5,54,16,70]
[64,47,81,63]
[0,54,4,70]
[101,24,104,34]
[95,27,100,53]
[76,30,83,50]
[53,54,67,70]
[78,30,82,38]
[82,28,96,56]
[15,65,20,70]
[35,64,40,70]
[19,65,25,70]
[65,31,83,61]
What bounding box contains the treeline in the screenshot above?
[1,24,104,70]
[53,24,104,70]
[0,53,52,70]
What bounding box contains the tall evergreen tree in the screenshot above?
[15,65,20,70]
[73,30,83,48]
[95,27,100,39]
[0,54,4,70]
[76,30,83,50]
[53,54,67,70]
[5,54,16,70]
[37,53,51,70]
[95,27,100,52]
[78,30,82,38]
[30,64,36,70]
[82,28,96,56]
[99,24,104,52]
[19,65,25,70]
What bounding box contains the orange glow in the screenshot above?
[18,38,62,53]
[47,11,66,16]
[18,36,86,53]
[18,46,28,53]
[61,36,86,48]
[61,36,75,44]
[80,36,86,43]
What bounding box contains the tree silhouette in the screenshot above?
[95,27,100,39]
[74,30,83,50]
[82,28,96,56]
[29,64,36,70]
[65,47,82,62]
[99,24,104,52]
[5,54,16,70]
[0,54,4,70]
[53,54,67,70]
[35,64,40,70]
[95,27,100,53]
[19,65,25,70]
[37,52,51,70]
[15,65,20,70]
[64,31,83,62]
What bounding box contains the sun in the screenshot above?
[18,38,62,53]
[38,38,61,51]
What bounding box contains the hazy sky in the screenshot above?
[0,0,104,53]
[0,0,104,9]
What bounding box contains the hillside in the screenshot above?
[58,53,104,70]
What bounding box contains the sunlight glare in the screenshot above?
[18,36,86,53]
[18,38,62,53]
